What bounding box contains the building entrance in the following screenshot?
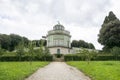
[57,49,60,54]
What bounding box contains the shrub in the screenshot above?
[54,54,63,58]
[95,55,120,61]
[64,54,83,61]
[0,55,53,61]
[64,52,120,61]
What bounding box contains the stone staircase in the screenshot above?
[52,54,64,62]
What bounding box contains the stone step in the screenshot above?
[52,54,64,62]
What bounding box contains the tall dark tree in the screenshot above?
[88,43,95,49]
[9,34,22,51]
[0,34,10,50]
[23,37,29,47]
[0,44,4,60]
[71,40,95,49]
[98,11,120,51]
[0,33,29,51]
[71,40,79,47]
[78,40,86,48]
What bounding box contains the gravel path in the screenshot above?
[25,62,91,80]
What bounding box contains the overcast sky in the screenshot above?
[0,0,120,50]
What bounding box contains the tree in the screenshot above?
[28,41,35,65]
[71,40,95,49]
[16,38,25,61]
[34,38,50,61]
[38,40,49,61]
[9,34,23,51]
[32,39,47,47]
[98,11,120,51]
[111,47,120,60]
[88,43,95,49]
[0,45,4,61]
[0,33,29,51]
[80,49,97,64]
[71,40,79,47]
[44,47,50,54]
[78,40,86,48]
[23,37,29,47]
[40,39,47,46]
[43,47,51,61]
[36,43,44,59]
[0,34,10,50]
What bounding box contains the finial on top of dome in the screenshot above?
[57,21,60,25]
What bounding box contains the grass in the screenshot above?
[67,61,120,80]
[0,61,49,80]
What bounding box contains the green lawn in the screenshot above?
[67,61,120,80]
[0,62,49,80]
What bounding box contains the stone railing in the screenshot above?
[48,30,70,35]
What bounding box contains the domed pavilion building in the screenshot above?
[46,22,71,54]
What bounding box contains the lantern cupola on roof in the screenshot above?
[53,21,65,30]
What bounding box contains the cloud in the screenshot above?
[45,0,111,26]
[0,0,119,50]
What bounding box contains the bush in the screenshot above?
[64,54,83,61]
[0,55,53,61]
[95,55,120,61]
[64,53,120,61]
[34,55,53,61]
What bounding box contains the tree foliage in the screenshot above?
[16,38,25,61]
[0,34,29,51]
[98,11,120,51]
[111,47,120,60]
[28,41,35,64]
[32,39,47,47]
[0,34,10,50]
[79,49,97,64]
[71,40,95,49]
[0,45,4,57]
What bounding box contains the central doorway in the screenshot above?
[57,49,60,54]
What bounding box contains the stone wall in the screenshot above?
[49,47,71,54]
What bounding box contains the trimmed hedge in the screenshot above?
[1,54,120,61]
[0,55,53,61]
[64,55,82,61]
[95,55,120,61]
[64,54,120,61]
